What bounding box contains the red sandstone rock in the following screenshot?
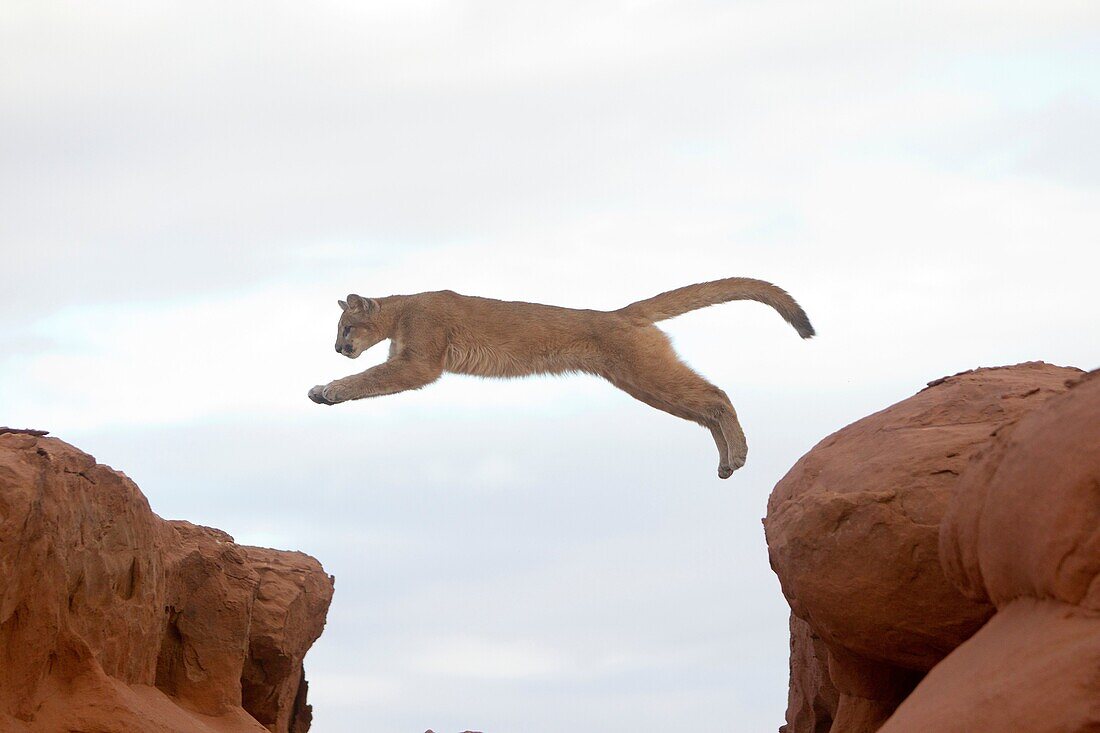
[765,362,1083,732]
[240,544,334,733]
[940,370,1100,611]
[881,369,1100,732]
[878,599,1100,732]
[779,613,837,733]
[0,434,334,733]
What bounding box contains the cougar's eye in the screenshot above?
[342,326,351,339]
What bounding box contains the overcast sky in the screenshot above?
[2,2,1099,731]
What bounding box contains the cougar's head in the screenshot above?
[335,294,384,358]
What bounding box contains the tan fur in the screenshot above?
[309,278,814,478]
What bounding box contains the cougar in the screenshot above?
[308,277,814,478]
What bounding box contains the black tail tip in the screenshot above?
[795,315,815,339]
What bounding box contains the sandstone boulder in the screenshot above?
[764,362,1082,732]
[880,369,1100,732]
[0,432,334,733]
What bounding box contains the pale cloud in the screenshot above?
[3,1,1098,322]
[409,637,573,680]
[305,672,404,708]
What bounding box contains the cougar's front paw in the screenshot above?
[308,385,336,405]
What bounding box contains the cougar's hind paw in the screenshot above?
[719,451,747,479]
[730,449,747,471]
[308,385,335,405]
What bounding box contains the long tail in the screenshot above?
[617,277,815,338]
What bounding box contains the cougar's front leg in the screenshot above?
[309,356,443,405]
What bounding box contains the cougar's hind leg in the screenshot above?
[611,378,730,473]
[604,329,744,478]
[686,386,746,477]
[712,393,747,474]
[707,424,734,477]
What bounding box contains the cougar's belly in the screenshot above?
[444,343,591,377]
[445,344,526,377]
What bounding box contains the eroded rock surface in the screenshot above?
[779,613,836,733]
[764,362,1085,732]
[881,368,1100,732]
[0,433,334,733]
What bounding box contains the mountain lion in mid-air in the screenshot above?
[308,277,814,478]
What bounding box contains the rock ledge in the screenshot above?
[767,362,1098,732]
[0,433,334,733]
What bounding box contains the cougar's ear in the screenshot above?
[346,294,378,312]
[338,299,349,311]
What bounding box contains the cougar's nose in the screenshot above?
[335,344,343,353]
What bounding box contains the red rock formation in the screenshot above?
[779,614,837,733]
[0,431,334,733]
[765,362,1085,732]
[881,369,1100,732]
